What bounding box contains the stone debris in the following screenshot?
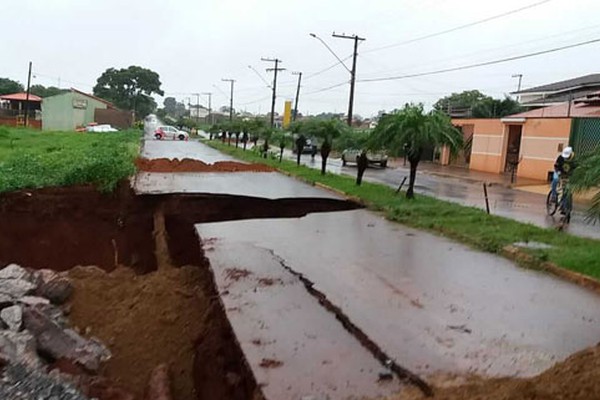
[39,277,74,305]
[23,307,111,372]
[0,362,88,400]
[0,278,36,300]
[0,264,32,281]
[1,305,23,331]
[0,263,113,400]
[0,330,41,369]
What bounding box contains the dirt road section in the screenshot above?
[203,239,405,399]
[196,209,600,380]
[135,158,275,173]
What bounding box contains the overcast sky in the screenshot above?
[3,0,600,117]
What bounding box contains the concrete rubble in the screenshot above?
[0,263,110,399]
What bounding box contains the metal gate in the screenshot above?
[570,118,600,155]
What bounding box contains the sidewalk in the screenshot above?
[388,158,546,188]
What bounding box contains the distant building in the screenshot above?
[0,92,42,128]
[189,104,210,119]
[42,89,131,131]
[512,74,600,108]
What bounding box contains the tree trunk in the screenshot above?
[263,140,269,158]
[235,134,239,148]
[356,152,368,186]
[243,140,247,150]
[320,140,331,175]
[279,147,284,162]
[406,158,420,199]
[296,149,301,165]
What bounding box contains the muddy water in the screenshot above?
[196,209,600,379]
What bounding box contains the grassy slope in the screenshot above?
[0,127,140,192]
[206,140,600,279]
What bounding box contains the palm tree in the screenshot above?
[570,151,600,222]
[296,119,347,175]
[272,130,290,162]
[370,104,463,198]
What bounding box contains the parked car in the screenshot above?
[341,149,388,167]
[154,126,189,141]
[86,124,118,133]
[292,137,318,154]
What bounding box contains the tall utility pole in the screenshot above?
[221,79,235,121]
[202,92,213,124]
[192,93,200,124]
[292,71,302,122]
[24,61,32,127]
[512,74,524,102]
[262,57,285,128]
[332,33,365,126]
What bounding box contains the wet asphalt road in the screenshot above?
[284,151,600,240]
[199,210,600,380]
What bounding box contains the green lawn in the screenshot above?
[206,140,600,279]
[0,126,140,193]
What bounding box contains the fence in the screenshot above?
[571,118,600,156]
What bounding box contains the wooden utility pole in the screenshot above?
[24,61,32,127]
[332,33,365,126]
[202,92,213,124]
[221,79,235,122]
[292,71,302,122]
[262,57,285,128]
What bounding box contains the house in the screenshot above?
[0,92,42,128]
[452,93,600,181]
[42,89,131,131]
[513,73,600,108]
[189,104,210,119]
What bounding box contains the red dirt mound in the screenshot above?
[135,158,275,173]
[393,344,600,400]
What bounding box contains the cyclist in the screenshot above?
[551,146,576,213]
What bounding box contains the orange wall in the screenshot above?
[518,118,571,181]
[453,119,505,174]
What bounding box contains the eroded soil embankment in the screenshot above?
[0,183,360,400]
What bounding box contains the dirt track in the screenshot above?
[135,157,275,173]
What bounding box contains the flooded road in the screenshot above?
[198,209,600,379]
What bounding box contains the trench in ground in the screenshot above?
[0,183,360,400]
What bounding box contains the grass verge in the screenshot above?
[205,140,600,280]
[0,126,140,193]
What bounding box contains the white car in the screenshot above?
[86,124,118,132]
[341,149,388,167]
[154,126,189,141]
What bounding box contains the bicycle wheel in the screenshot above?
[546,190,558,216]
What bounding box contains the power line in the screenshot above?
[303,81,349,96]
[359,37,600,83]
[364,0,553,54]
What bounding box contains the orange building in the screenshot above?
[452,95,600,181]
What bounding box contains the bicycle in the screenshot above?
[546,178,572,224]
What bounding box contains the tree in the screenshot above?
[433,90,489,113]
[0,78,24,95]
[472,96,522,118]
[570,151,600,222]
[434,90,523,118]
[369,104,463,198]
[93,66,164,119]
[29,85,66,98]
[295,119,348,175]
[272,130,290,162]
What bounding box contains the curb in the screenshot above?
[502,245,600,295]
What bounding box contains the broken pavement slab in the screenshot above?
[197,209,600,379]
[203,239,407,399]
